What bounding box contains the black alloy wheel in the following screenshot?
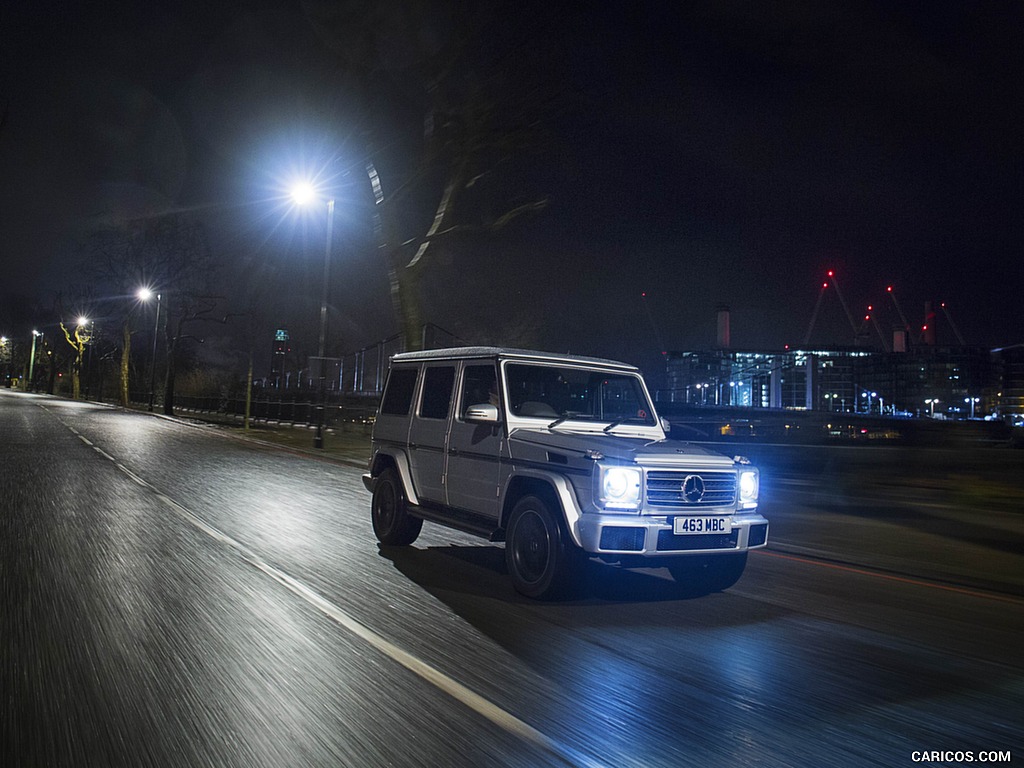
[371,467,423,546]
[505,495,577,599]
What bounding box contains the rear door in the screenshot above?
[407,363,456,504]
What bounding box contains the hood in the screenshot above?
[509,429,737,467]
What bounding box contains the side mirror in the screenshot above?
[466,404,500,424]
[660,417,671,433]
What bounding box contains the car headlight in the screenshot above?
[739,469,759,506]
[599,466,641,510]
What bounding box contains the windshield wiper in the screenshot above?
[602,417,649,433]
[547,411,594,429]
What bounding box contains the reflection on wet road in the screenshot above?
[3,390,1022,766]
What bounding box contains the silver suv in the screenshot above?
[363,347,767,599]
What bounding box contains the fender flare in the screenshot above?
[370,448,420,507]
[502,468,586,549]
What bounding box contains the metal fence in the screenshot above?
[315,326,463,396]
[172,394,379,433]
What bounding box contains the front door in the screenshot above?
[445,362,505,520]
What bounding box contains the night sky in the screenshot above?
[2,1,1022,379]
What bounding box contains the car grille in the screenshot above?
[646,471,737,508]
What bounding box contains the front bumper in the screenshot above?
[576,510,769,558]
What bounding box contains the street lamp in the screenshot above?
[291,183,336,449]
[925,398,939,418]
[861,390,877,414]
[695,383,708,405]
[29,330,42,391]
[863,391,877,414]
[964,396,980,419]
[138,289,162,412]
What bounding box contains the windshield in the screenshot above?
[504,363,656,426]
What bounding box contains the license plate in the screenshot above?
[674,516,732,535]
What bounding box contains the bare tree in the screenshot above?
[54,290,95,399]
[79,211,221,411]
[308,2,561,349]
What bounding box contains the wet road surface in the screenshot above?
[3,390,1022,767]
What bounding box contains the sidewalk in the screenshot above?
[151,406,373,467]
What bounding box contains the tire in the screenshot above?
[668,552,748,594]
[371,468,423,546]
[505,495,579,599]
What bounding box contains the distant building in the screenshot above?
[663,344,1021,422]
[993,344,1024,422]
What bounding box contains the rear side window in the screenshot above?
[420,366,456,420]
[381,367,418,415]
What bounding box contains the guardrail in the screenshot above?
[169,395,379,434]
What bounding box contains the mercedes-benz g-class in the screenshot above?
[363,347,767,598]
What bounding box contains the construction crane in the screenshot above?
[804,271,871,347]
[640,291,667,354]
[857,304,891,352]
[826,270,861,340]
[803,281,829,347]
[940,302,966,345]
[886,285,912,332]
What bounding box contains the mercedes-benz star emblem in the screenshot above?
[681,474,706,503]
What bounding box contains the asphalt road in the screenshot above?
[3,389,1022,767]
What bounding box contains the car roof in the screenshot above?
[390,346,640,371]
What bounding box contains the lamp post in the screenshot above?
[79,317,95,400]
[138,289,162,412]
[862,390,877,414]
[29,330,41,391]
[292,183,336,449]
[70,317,89,400]
[964,396,979,419]
[926,398,939,418]
[0,337,8,387]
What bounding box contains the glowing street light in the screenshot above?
[925,398,940,418]
[964,396,980,419]
[29,330,42,391]
[138,288,162,412]
[291,181,336,449]
[862,390,877,414]
[291,181,316,206]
